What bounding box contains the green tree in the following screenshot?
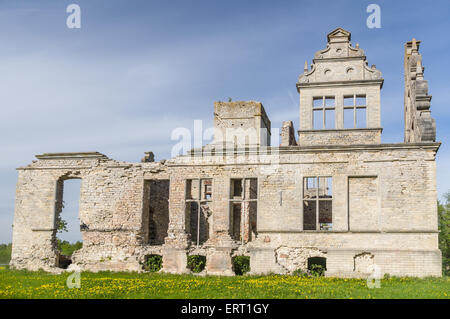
[0,243,12,264]
[55,200,68,233]
[438,192,450,275]
[57,240,82,256]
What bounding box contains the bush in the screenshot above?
[57,240,82,256]
[187,255,206,273]
[292,268,308,277]
[0,243,12,264]
[309,264,326,277]
[144,254,162,272]
[232,256,250,275]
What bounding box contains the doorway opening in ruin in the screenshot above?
[143,180,170,245]
[229,178,258,243]
[54,177,83,269]
[185,179,212,247]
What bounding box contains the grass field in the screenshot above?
[0,267,448,299]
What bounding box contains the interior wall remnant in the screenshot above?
[144,180,170,245]
[249,201,257,242]
[186,179,212,246]
[231,203,242,240]
[303,200,316,230]
[229,178,257,243]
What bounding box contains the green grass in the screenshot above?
[0,268,448,299]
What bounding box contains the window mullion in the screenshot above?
[316,177,319,230]
[323,97,326,129]
[322,108,325,129]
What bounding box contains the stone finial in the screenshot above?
[304,60,308,73]
[412,38,418,53]
[141,151,155,163]
[355,43,359,48]
[327,27,351,43]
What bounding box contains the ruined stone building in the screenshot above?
[10,28,442,277]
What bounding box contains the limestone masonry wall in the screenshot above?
[10,28,442,277]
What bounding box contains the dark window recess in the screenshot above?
[229,178,258,243]
[186,179,213,247]
[144,180,170,245]
[303,177,332,231]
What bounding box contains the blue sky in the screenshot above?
[1,0,450,243]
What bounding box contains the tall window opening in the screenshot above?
[303,177,332,231]
[143,180,170,245]
[186,179,212,247]
[54,178,82,269]
[344,94,367,128]
[229,178,258,243]
[313,96,335,129]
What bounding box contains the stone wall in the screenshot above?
[298,128,381,146]
[9,143,442,277]
[213,101,271,147]
[404,39,436,143]
[9,28,443,278]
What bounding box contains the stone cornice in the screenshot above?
[312,56,366,63]
[169,142,441,165]
[297,79,384,91]
[35,152,108,160]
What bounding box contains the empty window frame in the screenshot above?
[313,96,335,129]
[229,178,258,243]
[344,95,367,128]
[303,177,332,231]
[143,180,170,245]
[186,179,212,247]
